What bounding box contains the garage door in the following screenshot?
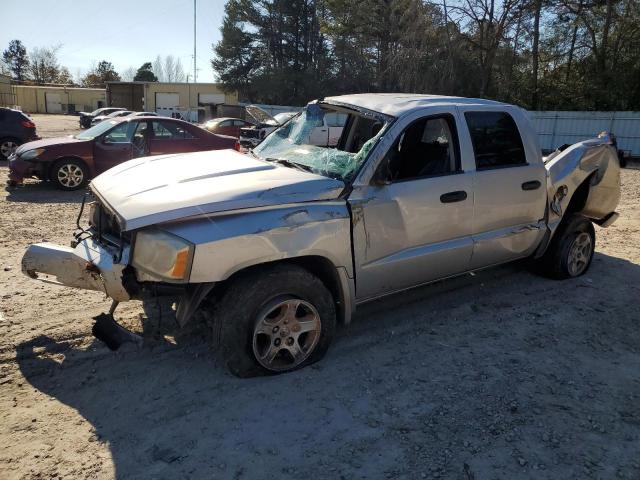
[198,93,225,104]
[155,92,180,118]
[45,92,62,113]
[156,93,179,109]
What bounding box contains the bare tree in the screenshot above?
[152,55,165,81]
[164,55,185,82]
[120,66,136,82]
[29,45,62,84]
[151,55,186,82]
[449,0,523,97]
[531,0,542,109]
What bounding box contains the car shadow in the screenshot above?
[4,181,87,204]
[15,251,640,479]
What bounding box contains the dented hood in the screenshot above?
[90,149,345,231]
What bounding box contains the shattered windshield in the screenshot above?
[253,103,389,182]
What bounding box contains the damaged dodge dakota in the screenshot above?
[21,94,621,377]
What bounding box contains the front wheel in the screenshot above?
[535,214,596,279]
[212,264,336,377]
[51,159,88,190]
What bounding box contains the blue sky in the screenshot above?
[1,0,227,82]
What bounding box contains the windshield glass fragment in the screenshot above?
[253,103,390,181]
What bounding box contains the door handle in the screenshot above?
[440,190,468,203]
[522,180,541,191]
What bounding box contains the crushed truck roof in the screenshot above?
[322,93,510,117]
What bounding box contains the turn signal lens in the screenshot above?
[171,249,190,279]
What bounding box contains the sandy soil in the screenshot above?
[1,114,639,479]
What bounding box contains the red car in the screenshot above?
[203,117,255,138]
[8,116,236,190]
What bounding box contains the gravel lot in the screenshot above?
[1,114,639,479]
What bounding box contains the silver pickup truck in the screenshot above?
[22,94,621,377]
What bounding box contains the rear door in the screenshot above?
[457,108,547,268]
[148,120,200,155]
[216,120,235,136]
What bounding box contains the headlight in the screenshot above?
[132,230,194,282]
[21,148,45,160]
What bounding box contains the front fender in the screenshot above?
[156,202,354,284]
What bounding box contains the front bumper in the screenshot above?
[21,236,131,301]
[8,155,30,184]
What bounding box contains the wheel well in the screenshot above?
[212,256,347,324]
[564,172,595,217]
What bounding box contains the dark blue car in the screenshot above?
[0,108,38,160]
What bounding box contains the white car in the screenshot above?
[239,106,347,149]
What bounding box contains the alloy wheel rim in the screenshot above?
[1,141,17,157]
[567,232,593,276]
[252,297,321,371]
[57,164,84,188]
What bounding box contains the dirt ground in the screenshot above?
[1,114,639,479]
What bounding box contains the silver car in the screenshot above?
[22,94,620,377]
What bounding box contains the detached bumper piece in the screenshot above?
[92,312,143,351]
[21,237,131,301]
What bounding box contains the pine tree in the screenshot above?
[2,40,30,81]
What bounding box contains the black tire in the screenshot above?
[50,158,89,191]
[535,214,596,279]
[0,137,20,160]
[212,264,336,377]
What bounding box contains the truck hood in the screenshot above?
[91,149,346,231]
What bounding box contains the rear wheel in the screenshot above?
[535,214,596,279]
[211,264,336,377]
[0,137,20,160]
[51,159,88,191]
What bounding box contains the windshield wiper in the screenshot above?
[264,157,313,173]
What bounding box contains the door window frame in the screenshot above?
[463,110,528,171]
[374,113,463,184]
[101,121,136,144]
[151,120,196,140]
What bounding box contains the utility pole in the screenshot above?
[193,0,197,83]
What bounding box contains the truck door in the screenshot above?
[458,108,547,268]
[348,111,474,300]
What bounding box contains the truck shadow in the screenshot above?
[4,181,86,204]
[14,251,640,479]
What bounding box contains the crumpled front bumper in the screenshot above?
[21,237,131,301]
[7,154,31,184]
